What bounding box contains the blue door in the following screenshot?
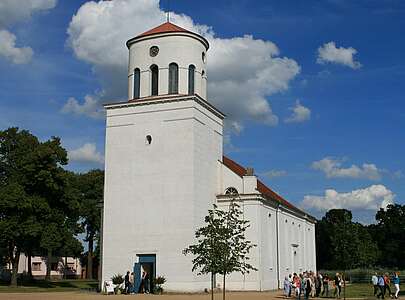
[134,254,156,293]
[133,262,141,293]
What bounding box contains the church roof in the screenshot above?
[127,21,209,49]
[137,22,191,38]
[222,155,315,220]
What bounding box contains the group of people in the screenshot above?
[372,272,401,299]
[123,270,150,294]
[284,272,344,299]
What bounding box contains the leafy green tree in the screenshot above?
[0,127,81,284]
[0,128,45,286]
[0,183,41,285]
[369,204,405,268]
[184,202,256,300]
[183,204,225,300]
[77,169,104,279]
[316,209,378,269]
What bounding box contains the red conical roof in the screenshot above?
[137,22,191,38]
[127,21,209,50]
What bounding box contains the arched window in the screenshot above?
[168,63,178,94]
[133,68,140,99]
[150,64,159,96]
[188,64,195,95]
[225,187,238,195]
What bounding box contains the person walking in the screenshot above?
[315,273,322,297]
[334,273,341,299]
[372,273,379,296]
[377,274,386,299]
[393,272,400,299]
[322,275,329,297]
[124,271,130,294]
[294,274,302,300]
[288,274,294,298]
[285,276,291,298]
[384,273,392,298]
[311,273,316,298]
[305,274,312,300]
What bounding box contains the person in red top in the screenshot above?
[294,273,301,300]
[383,273,392,297]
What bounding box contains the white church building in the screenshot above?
[101,21,316,293]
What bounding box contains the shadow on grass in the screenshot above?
[0,278,99,292]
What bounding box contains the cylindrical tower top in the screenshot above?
[126,22,209,101]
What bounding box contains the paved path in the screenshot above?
[0,290,283,300]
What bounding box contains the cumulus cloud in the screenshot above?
[262,169,287,179]
[0,0,57,27]
[0,0,57,64]
[312,157,382,180]
[0,30,33,64]
[65,0,300,125]
[302,185,395,213]
[61,94,105,119]
[68,143,104,164]
[284,100,311,123]
[317,41,361,69]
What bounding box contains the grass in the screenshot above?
[0,279,99,293]
[319,283,404,299]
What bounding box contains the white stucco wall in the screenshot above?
[216,162,317,291]
[102,97,223,292]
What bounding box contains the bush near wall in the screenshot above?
[319,269,405,283]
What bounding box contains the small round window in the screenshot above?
[150,46,159,57]
[202,52,206,63]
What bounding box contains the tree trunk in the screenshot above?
[211,272,214,300]
[8,242,19,287]
[223,273,226,300]
[45,249,52,281]
[64,255,68,279]
[27,252,32,280]
[87,232,94,279]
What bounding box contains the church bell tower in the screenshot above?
[101,22,225,292]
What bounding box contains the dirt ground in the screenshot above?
[0,290,282,300]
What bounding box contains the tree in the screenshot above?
[77,169,104,279]
[183,204,225,300]
[316,209,378,269]
[0,128,45,286]
[184,202,256,300]
[369,204,405,268]
[0,127,81,284]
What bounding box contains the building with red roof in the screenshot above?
[102,21,316,293]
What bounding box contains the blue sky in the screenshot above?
[0,0,404,223]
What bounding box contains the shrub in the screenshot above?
[154,275,166,294]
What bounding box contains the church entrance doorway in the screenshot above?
[133,254,156,294]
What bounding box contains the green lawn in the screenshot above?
[0,279,99,293]
[320,283,404,299]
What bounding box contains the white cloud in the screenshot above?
[0,0,57,27]
[302,184,395,212]
[68,143,104,164]
[262,169,287,179]
[312,157,382,180]
[317,41,361,69]
[0,30,33,64]
[284,100,311,123]
[61,94,105,119]
[65,0,300,126]
[0,0,57,64]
